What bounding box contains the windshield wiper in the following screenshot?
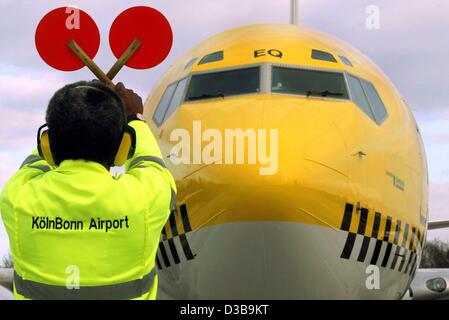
[188,92,225,101]
[306,90,343,98]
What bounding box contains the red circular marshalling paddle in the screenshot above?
[109,6,173,70]
[35,7,100,72]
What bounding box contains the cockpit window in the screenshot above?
[311,49,337,63]
[153,78,188,126]
[360,79,388,124]
[186,67,260,101]
[347,74,375,121]
[185,58,197,70]
[271,66,349,99]
[153,82,177,126]
[347,74,389,125]
[339,56,353,67]
[198,51,224,65]
[164,77,189,122]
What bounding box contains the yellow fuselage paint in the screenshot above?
[144,24,428,254]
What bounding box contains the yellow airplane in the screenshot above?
[3,3,449,301]
[142,20,449,299]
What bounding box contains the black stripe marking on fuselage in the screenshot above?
[338,203,423,277]
[398,224,410,272]
[340,203,354,231]
[167,238,180,265]
[404,227,417,274]
[390,220,403,270]
[161,226,168,241]
[357,208,370,262]
[156,256,162,270]
[370,213,383,265]
[159,242,171,268]
[341,233,357,259]
[179,234,195,260]
[157,203,196,269]
[381,216,393,267]
[180,204,192,233]
[169,212,178,237]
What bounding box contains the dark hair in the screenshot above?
[46,81,126,166]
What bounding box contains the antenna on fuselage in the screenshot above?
[290,0,299,25]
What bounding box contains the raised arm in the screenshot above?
[115,83,176,227]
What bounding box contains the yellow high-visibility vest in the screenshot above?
[0,120,176,300]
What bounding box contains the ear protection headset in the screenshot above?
[37,85,136,167]
[37,123,136,167]
[113,123,136,166]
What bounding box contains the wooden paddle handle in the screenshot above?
[107,38,142,80]
[67,39,114,87]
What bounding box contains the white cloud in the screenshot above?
[0,73,65,101]
[0,110,43,148]
[415,113,449,184]
[425,133,449,145]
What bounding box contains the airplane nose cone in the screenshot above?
[260,96,349,182]
[176,96,348,185]
[174,96,349,227]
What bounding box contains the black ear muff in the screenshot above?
[37,124,55,166]
[114,124,136,167]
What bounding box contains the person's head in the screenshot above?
[45,80,126,167]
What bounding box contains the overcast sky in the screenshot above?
[1,0,449,258]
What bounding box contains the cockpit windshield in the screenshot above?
[271,66,349,99]
[185,67,260,101]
